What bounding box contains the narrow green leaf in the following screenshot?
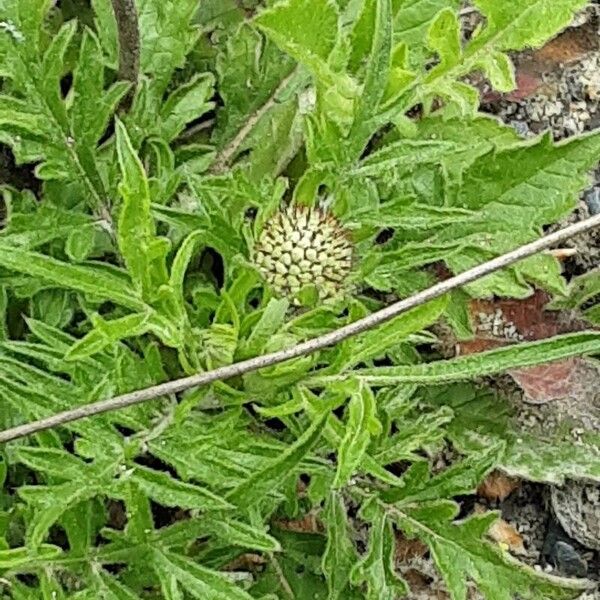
[472,50,515,92]
[348,0,378,72]
[61,500,96,557]
[0,95,50,137]
[238,298,289,358]
[393,0,461,68]
[12,447,90,481]
[499,432,600,485]
[383,444,503,504]
[427,8,461,75]
[3,203,95,250]
[3,0,53,54]
[392,505,588,600]
[159,73,215,142]
[349,505,408,598]
[0,286,7,341]
[97,570,143,599]
[40,572,69,600]
[334,382,380,487]
[65,312,152,360]
[71,29,129,146]
[355,139,457,176]
[322,491,357,600]
[40,20,77,128]
[549,270,600,311]
[199,322,239,368]
[456,132,600,217]
[0,242,143,310]
[131,466,234,512]
[348,0,393,158]
[214,23,297,150]
[254,0,343,87]
[65,225,97,263]
[153,556,185,600]
[123,481,154,543]
[356,0,392,114]
[432,384,600,484]
[204,517,282,552]
[155,549,255,600]
[168,229,207,318]
[444,289,474,341]
[313,333,600,386]
[0,545,62,569]
[334,296,447,370]
[374,406,454,465]
[583,304,600,325]
[23,482,98,547]
[116,119,169,300]
[254,0,339,64]
[470,0,589,52]
[227,409,329,507]
[255,395,305,418]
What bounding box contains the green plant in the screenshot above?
[0,0,598,598]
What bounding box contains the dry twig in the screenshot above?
[0,213,599,444]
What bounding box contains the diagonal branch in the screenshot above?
[0,213,599,443]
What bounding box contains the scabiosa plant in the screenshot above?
[0,0,598,598]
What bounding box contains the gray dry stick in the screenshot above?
[1,213,599,444]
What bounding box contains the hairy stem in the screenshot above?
[0,213,599,443]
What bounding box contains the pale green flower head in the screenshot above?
[252,204,353,303]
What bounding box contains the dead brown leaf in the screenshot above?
[483,20,598,102]
[488,519,526,555]
[510,358,581,404]
[477,470,520,502]
[402,569,432,591]
[527,22,598,68]
[464,290,586,343]
[458,290,593,403]
[504,68,544,102]
[273,512,323,534]
[395,532,428,563]
[474,505,526,555]
[222,553,267,571]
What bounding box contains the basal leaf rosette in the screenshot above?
[252,204,354,303]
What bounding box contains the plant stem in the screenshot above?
[211,66,300,174]
[111,0,140,108]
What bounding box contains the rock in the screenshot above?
[510,120,530,137]
[542,519,588,578]
[584,187,600,215]
[550,482,600,551]
[550,541,588,577]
